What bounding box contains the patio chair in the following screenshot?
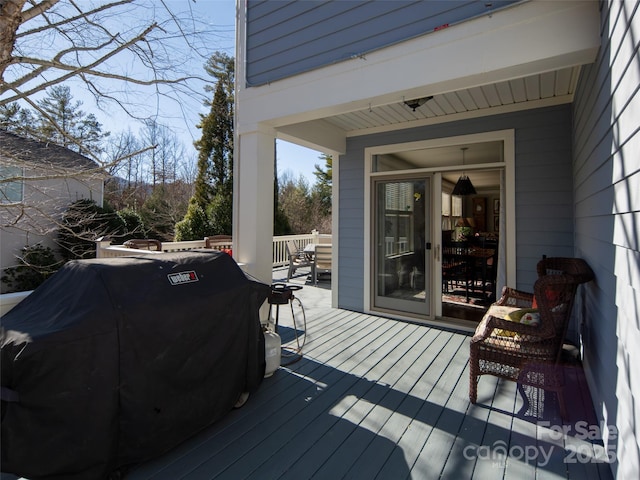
[313,244,332,285]
[286,241,312,281]
[123,239,162,251]
[205,235,232,248]
[469,257,594,418]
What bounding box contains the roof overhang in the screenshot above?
[236,0,600,155]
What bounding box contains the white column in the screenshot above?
[233,125,275,285]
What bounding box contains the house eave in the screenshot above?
[237,0,600,141]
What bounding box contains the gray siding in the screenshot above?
[572,1,640,478]
[338,104,574,312]
[246,0,520,86]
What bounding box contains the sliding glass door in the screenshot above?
[373,177,431,317]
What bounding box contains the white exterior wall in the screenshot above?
[0,168,103,292]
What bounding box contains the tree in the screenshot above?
[1,243,63,293]
[102,128,146,209]
[140,119,183,187]
[35,86,109,155]
[193,52,234,206]
[0,101,35,136]
[1,87,110,160]
[274,157,292,235]
[277,153,333,234]
[312,154,332,216]
[140,183,189,241]
[57,199,126,261]
[174,201,209,242]
[278,172,313,234]
[177,51,234,240]
[1,0,217,163]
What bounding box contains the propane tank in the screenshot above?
[264,327,281,378]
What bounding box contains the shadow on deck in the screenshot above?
[121,277,612,480]
[1,268,613,480]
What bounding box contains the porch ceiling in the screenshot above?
[276,66,579,193]
[321,66,581,134]
[276,64,581,160]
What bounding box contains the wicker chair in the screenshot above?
[469,257,594,418]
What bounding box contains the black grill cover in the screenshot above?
[1,250,270,479]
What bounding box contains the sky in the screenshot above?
[193,0,324,185]
[8,0,323,185]
[103,0,325,184]
[165,0,324,185]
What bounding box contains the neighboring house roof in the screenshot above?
[0,130,101,173]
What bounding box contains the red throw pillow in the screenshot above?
[532,288,561,308]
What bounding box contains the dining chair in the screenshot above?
[442,239,472,298]
[286,241,312,281]
[313,244,332,285]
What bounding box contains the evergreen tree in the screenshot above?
[57,199,126,261]
[36,86,109,156]
[177,52,234,239]
[0,102,35,136]
[274,156,292,235]
[312,154,332,215]
[0,244,63,293]
[174,202,210,241]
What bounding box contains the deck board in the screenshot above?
[237,322,419,479]
[1,276,614,480]
[123,293,613,480]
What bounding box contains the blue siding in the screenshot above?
[337,105,574,312]
[572,1,640,478]
[246,0,521,86]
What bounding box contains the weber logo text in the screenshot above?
[168,271,199,285]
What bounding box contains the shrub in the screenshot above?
[1,244,63,293]
[57,199,125,261]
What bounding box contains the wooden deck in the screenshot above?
[124,271,613,480]
[0,269,613,480]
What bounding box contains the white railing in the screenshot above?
[0,290,33,316]
[1,232,331,314]
[96,231,330,267]
[272,234,314,266]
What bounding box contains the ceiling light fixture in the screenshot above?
[451,147,477,196]
[403,96,433,111]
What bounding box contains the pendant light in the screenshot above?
[451,147,476,196]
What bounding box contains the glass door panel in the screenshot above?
[373,177,431,317]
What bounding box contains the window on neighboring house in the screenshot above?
[0,165,24,203]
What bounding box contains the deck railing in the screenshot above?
[1,232,331,313]
[95,231,331,267]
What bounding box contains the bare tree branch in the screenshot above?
[17,1,131,38]
[20,0,61,23]
[2,22,160,98]
[2,1,215,117]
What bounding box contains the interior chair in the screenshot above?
[313,244,332,285]
[469,257,594,418]
[286,241,312,281]
[442,239,472,300]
